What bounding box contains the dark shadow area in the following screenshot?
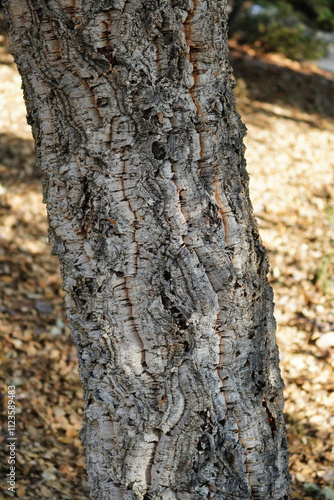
[0,133,37,186]
[0,13,8,44]
[0,13,13,65]
[285,412,334,498]
[230,47,334,117]
[247,106,324,128]
[288,311,334,340]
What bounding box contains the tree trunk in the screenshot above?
[2,1,290,498]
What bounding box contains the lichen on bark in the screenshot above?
[2,0,291,498]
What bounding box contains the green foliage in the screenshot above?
[236,2,328,60]
[304,484,334,500]
[258,0,334,31]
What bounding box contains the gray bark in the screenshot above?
[2,0,290,498]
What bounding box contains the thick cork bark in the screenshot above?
[3,0,290,498]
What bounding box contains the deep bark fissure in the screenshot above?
[3,0,290,498]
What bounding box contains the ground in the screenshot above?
[0,24,333,500]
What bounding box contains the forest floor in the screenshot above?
[0,21,333,500]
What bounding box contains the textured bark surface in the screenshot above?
[3,1,290,498]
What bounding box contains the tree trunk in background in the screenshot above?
[228,0,245,36]
[3,0,290,498]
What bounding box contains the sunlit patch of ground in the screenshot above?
[0,24,333,498]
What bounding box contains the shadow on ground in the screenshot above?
[230,44,334,118]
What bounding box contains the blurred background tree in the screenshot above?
[228,0,334,60]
